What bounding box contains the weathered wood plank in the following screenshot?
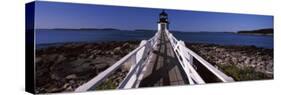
[139,30,188,87]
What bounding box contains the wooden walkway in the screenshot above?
[139,30,189,87]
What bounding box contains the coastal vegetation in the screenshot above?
[217,64,272,81]
[237,28,273,35]
[186,43,273,81]
[35,40,273,93]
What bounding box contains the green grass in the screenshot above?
[95,78,117,90]
[217,64,272,81]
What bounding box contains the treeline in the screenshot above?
[237,28,273,35]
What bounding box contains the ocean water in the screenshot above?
[173,32,273,49]
[35,29,273,49]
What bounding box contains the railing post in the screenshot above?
[189,54,196,70]
[128,54,136,72]
[176,41,205,84]
[118,40,151,88]
[76,30,162,91]
[76,29,234,92]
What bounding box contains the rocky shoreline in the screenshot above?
[35,41,140,93]
[35,41,273,93]
[185,43,273,81]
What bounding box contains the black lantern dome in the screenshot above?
[158,10,169,23]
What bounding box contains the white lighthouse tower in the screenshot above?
[158,10,169,32]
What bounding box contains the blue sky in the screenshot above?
[34,1,273,32]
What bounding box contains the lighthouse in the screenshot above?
[158,10,169,31]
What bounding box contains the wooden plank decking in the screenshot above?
[139,30,189,87]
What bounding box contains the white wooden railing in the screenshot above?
[164,29,234,84]
[75,28,234,92]
[75,31,160,92]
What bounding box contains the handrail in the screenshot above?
[118,31,160,88]
[75,28,233,92]
[164,30,234,83]
[181,45,234,82]
[75,31,160,92]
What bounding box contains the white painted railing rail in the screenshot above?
[75,31,160,92]
[164,29,234,84]
[75,28,234,91]
[117,31,160,88]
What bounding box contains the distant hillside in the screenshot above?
[52,28,121,31]
[134,29,156,32]
[237,28,273,35]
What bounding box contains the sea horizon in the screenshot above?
[35,29,273,49]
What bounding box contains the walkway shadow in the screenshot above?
[139,31,189,87]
